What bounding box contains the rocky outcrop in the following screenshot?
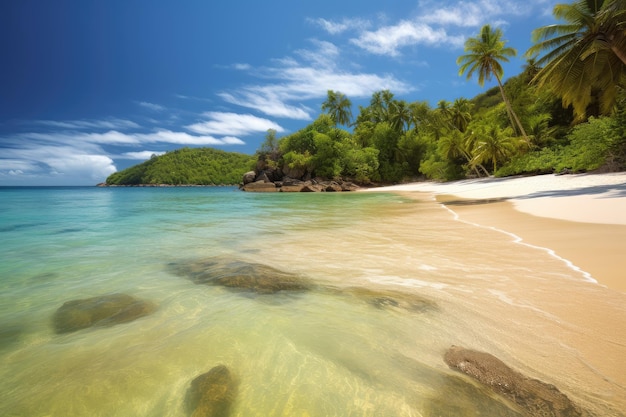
[52,293,156,334]
[168,258,313,294]
[444,346,583,417]
[241,169,358,192]
[186,365,238,417]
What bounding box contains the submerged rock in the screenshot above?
[444,346,583,417]
[335,286,437,313]
[186,365,238,417]
[169,258,312,294]
[52,293,156,334]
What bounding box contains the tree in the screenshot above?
[389,100,412,132]
[321,90,353,127]
[471,125,518,172]
[525,0,626,120]
[457,24,529,142]
[450,98,473,132]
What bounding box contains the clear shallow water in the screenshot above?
[1,187,625,416]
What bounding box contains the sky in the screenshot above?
[0,0,561,185]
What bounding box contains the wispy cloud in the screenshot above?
[35,118,140,130]
[319,0,548,57]
[307,17,370,35]
[138,101,165,111]
[120,151,166,160]
[186,112,285,136]
[351,21,464,56]
[220,40,412,119]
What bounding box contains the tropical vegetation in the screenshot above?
[105,147,255,185]
[253,0,625,183]
[109,1,625,186]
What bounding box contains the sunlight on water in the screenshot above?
[0,187,624,416]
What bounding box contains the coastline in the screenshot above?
[363,173,626,293]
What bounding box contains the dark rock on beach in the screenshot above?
[186,365,238,417]
[168,258,313,294]
[240,166,358,192]
[52,293,156,334]
[444,346,583,417]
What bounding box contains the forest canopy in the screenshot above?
[105,147,255,185]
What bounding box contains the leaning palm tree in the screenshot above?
[321,90,353,127]
[525,0,626,120]
[457,25,529,143]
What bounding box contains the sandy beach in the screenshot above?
[365,172,626,293]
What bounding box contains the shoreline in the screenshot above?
[363,173,626,293]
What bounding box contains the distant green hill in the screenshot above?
[105,147,255,185]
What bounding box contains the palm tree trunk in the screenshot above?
[495,76,530,143]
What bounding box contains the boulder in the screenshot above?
[186,365,238,417]
[444,346,583,417]
[241,181,277,192]
[168,258,312,294]
[281,165,306,181]
[280,184,305,192]
[335,287,437,313]
[242,171,256,185]
[52,293,156,334]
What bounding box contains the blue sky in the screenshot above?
[1,0,560,185]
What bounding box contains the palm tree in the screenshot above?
[471,125,517,173]
[525,0,626,120]
[450,98,473,132]
[389,100,412,132]
[457,24,529,143]
[321,90,353,127]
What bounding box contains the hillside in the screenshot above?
[105,147,255,185]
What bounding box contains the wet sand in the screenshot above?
[440,197,626,293]
[365,172,626,293]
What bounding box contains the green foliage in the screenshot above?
[496,116,624,176]
[105,148,255,185]
[556,117,622,172]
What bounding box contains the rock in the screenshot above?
[256,172,271,183]
[280,184,305,192]
[334,287,436,312]
[241,181,277,192]
[242,171,256,185]
[444,346,583,417]
[186,365,238,417]
[300,182,324,192]
[324,181,343,192]
[168,258,312,294]
[52,293,156,334]
[281,165,306,181]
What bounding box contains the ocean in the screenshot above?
[1,186,624,416]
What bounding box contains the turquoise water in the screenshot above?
[1,187,625,416]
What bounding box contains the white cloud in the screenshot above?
[307,17,371,35]
[351,21,464,56]
[138,101,165,111]
[233,63,252,70]
[186,112,285,136]
[219,91,313,120]
[14,129,245,147]
[220,40,412,119]
[135,130,245,146]
[35,118,140,130]
[0,146,117,184]
[120,151,166,160]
